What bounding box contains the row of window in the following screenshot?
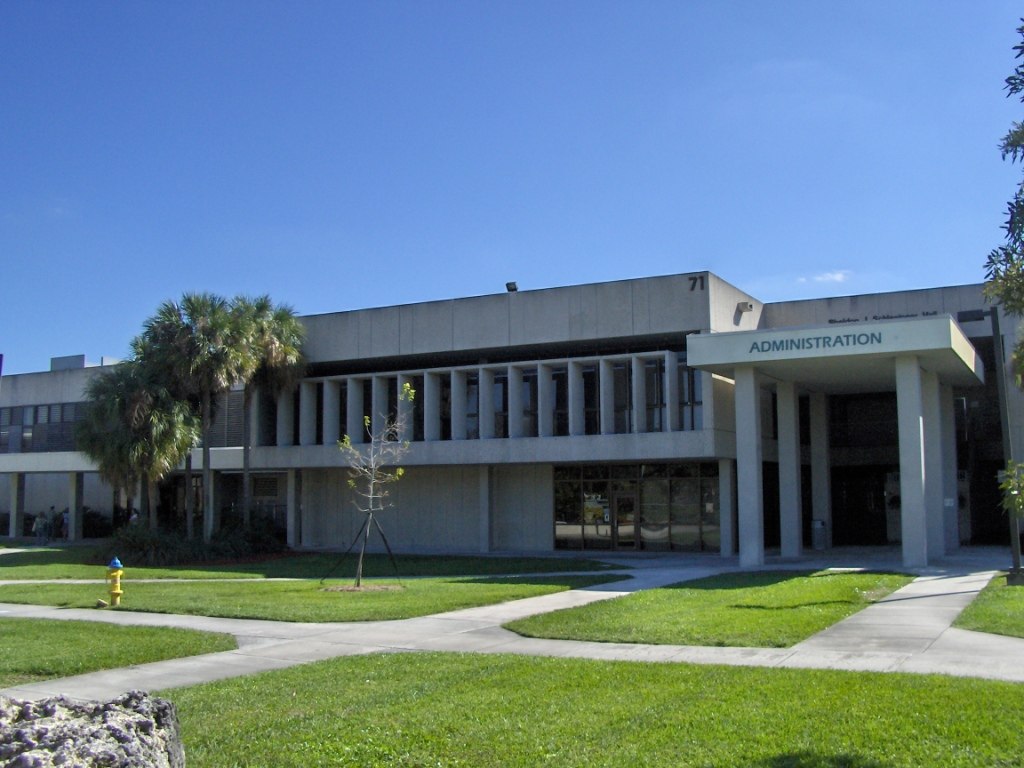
[0,404,82,453]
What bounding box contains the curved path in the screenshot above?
[2,549,1022,703]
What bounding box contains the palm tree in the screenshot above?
[76,357,198,528]
[234,296,306,528]
[142,293,252,541]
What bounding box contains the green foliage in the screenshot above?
[99,518,286,567]
[508,570,912,647]
[0,618,234,689]
[997,460,1024,520]
[169,652,1024,767]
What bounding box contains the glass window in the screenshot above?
[613,363,631,433]
[552,367,569,436]
[465,374,479,439]
[582,365,600,435]
[645,359,664,432]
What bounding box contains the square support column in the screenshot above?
[299,381,318,446]
[940,384,961,550]
[479,368,496,439]
[346,378,366,443]
[776,380,802,558]
[809,392,832,548]
[718,458,736,557]
[895,355,928,568]
[632,357,646,433]
[538,364,554,438]
[323,380,341,445]
[450,370,468,440]
[734,365,765,567]
[398,374,415,442]
[286,469,302,548]
[568,362,585,437]
[276,387,295,447]
[68,472,84,542]
[922,370,945,560]
[507,366,524,439]
[478,465,492,553]
[599,359,615,435]
[424,372,442,442]
[664,351,680,432]
[8,473,24,538]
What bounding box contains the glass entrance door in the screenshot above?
[611,492,639,550]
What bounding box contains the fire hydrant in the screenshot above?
[107,557,124,607]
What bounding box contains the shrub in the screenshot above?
[101,517,286,566]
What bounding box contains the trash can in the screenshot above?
[812,519,827,551]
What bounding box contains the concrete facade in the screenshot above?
[0,273,1014,566]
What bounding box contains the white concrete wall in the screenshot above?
[492,464,554,551]
[300,465,484,552]
[301,273,719,363]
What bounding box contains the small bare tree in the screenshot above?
[335,382,414,586]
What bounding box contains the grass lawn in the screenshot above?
[0,617,235,689]
[507,570,913,647]
[0,546,618,580]
[0,575,622,622]
[954,572,1024,638]
[166,651,1024,768]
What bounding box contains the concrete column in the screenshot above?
[398,374,415,442]
[507,366,524,439]
[450,370,467,440]
[776,380,802,558]
[299,381,318,446]
[922,370,945,560]
[371,376,389,437]
[478,465,492,553]
[568,362,584,436]
[895,355,928,568]
[8,473,24,538]
[538,364,554,437]
[718,458,736,557]
[250,387,263,447]
[940,384,961,550]
[632,357,646,433]
[286,469,301,548]
[809,392,832,547]
[323,380,341,445]
[424,372,441,442]
[664,351,680,432]
[346,378,365,444]
[67,472,84,542]
[276,387,295,447]
[734,365,765,567]
[599,359,615,435]
[698,370,714,431]
[204,471,221,542]
[477,369,494,439]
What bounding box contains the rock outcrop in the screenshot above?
[0,690,185,767]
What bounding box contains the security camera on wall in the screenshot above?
[737,301,754,313]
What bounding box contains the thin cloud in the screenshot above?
[799,270,852,284]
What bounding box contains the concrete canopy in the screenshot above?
[687,316,984,392]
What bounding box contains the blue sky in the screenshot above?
[1,1,1021,375]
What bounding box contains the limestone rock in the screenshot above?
[0,690,185,767]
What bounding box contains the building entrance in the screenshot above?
[610,492,639,550]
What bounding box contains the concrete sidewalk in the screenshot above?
[2,550,1022,702]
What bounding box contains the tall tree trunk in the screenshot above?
[184,453,194,539]
[202,390,214,542]
[242,385,253,529]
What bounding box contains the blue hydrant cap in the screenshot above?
[108,557,123,569]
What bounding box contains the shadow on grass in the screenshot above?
[756,752,888,768]
[728,600,861,610]
[664,570,906,593]
[0,546,104,568]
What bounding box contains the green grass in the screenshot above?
[0,546,617,580]
[507,570,913,647]
[0,575,622,622]
[165,651,1024,767]
[0,617,235,689]
[954,572,1024,638]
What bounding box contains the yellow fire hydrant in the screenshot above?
[107,557,124,607]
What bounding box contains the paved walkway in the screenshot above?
[2,548,1022,702]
